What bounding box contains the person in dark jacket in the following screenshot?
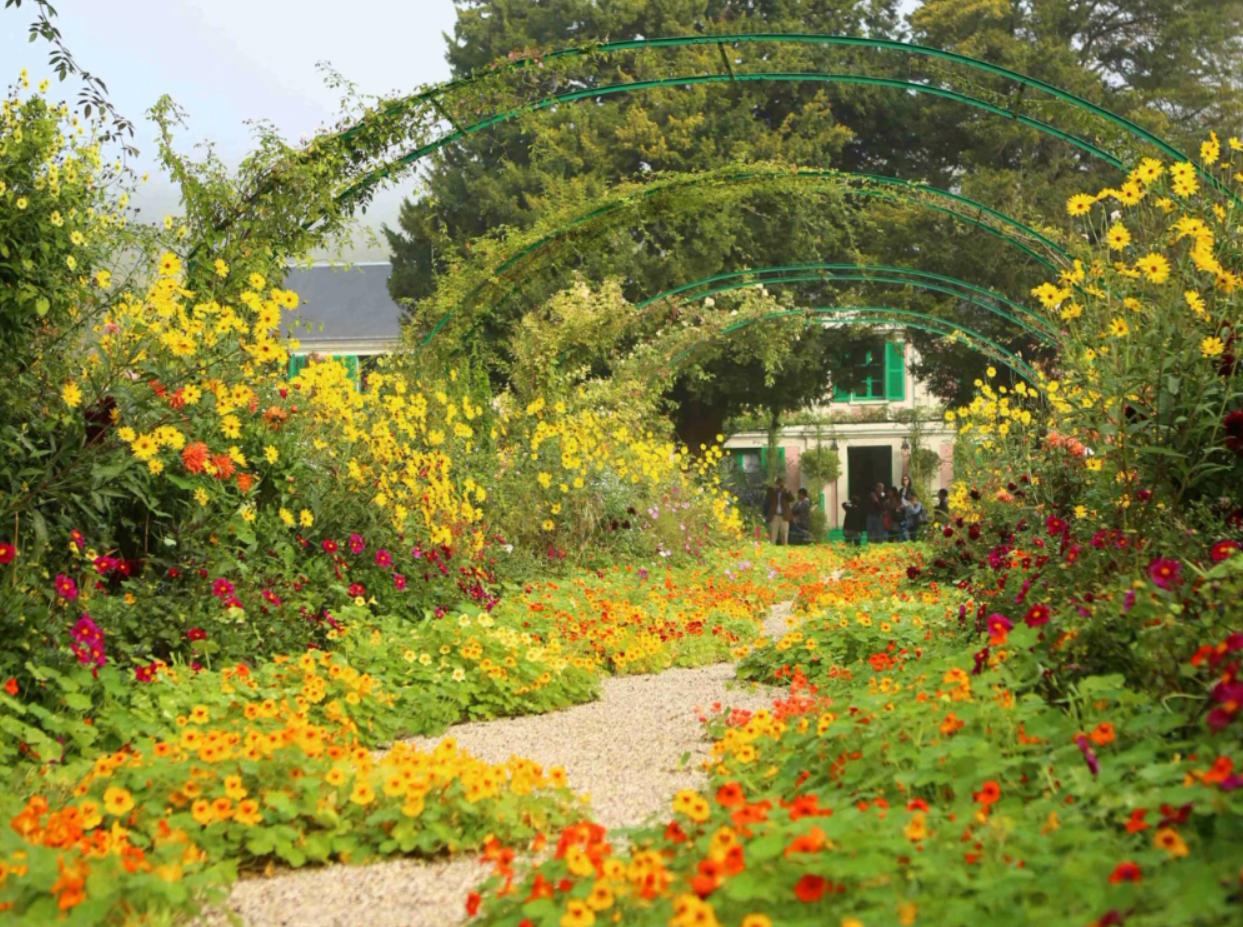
[842,494,865,545]
[790,488,814,544]
[866,483,887,543]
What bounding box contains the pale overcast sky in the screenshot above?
[2,0,460,259]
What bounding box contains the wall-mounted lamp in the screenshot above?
[829,439,839,451]
[900,438,910,451]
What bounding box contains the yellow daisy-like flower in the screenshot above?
[299,508,314,527]
[1135,253,1170,284]
[240,505,256,523]
[147,458,165,475]
[103,786,134,817]
[1185,290,1207,318]
[1108,317,1130,338]
[61,381,83,408]
[1133,157,1164,184]
[70,230,86,246]
[194,487,210,507]
[1201,336,1225,358]
[94,269,112,289]
[16,196,28,210]
[264,445,279,464]
[1105,222,1131,251]
[66,254,77,270]
[158,251,182,277]
[162,215,174,230]
[214,258,229,278]
[1066,193,1095,216]
[248,272,266,290]
[542,519,555,532]
[1200,131,1220,166]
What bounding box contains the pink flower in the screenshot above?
[393,573,407,590]
[348,582,366,598]
[211,578,235,598]
[1147,557,1183,590]
[986,613,1013,645]
[322,538,339,554]
[186,627,207,641]
[374,549,393,568]
[69,529,86,552]
[54,574,79,601]
[348,533,366,555]
[93,555,119,575]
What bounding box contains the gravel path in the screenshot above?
[203,605,791,927]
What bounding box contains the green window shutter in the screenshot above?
[759,448,768,470]
[289,354,309,379]
[342,355,361,389]
[885,341,906,401]
[777,447,786,471]
[833,383,849,402]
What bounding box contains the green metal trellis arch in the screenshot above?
[335,33,1215,207]
[421,167,1069,346]
[635,263,1057,343]
[679,305,1039,382]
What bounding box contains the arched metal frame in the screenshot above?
[636,263,1057,342]
[677,305,1039,381]
[423,168,1069,345]
[336,33,1215,206]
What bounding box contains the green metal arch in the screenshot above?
[422,167,1068,346]
[340,72,1124,205]
[336,33,1215,207]
[636,263,1056,342]
[690,305,1039,381]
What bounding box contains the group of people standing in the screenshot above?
[762,478,813,545]
[762,474,949,545]
[841,476,943,544]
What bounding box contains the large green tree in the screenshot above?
[386,0,1243,425]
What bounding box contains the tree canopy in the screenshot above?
[385,0,1243,432]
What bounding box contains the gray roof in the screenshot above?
[282,262,404,345]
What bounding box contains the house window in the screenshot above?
[833,339,906,403]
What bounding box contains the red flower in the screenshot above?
[1224,409,1243,456]
[794,873,829,902]
[210,453,235,480]
[393,573,407,591]
[1108,861,1142,884]
[716,782,745,807]
[211,578,235,599]
[186,627,207,641]
[1024,604,1051,628]
[374,548,393,568]
[0,541,15,565]
[1124,809,1149,833]
[322,539,339,554]
[464,892,481,917]
[3,677,18,696]
[1210,539,1240,563]
[973,780,1002,806]
[181,442,209,474]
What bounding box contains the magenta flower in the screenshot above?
[393,573,407,590]
[348,533,366,555]
[186,627,207,641]
[986,613,1013,644]
[374,548,393,568]
[1074,734,1100,776]
[69,615,106,669]
[322,538,339,554]
[54,574,78,601]
[1147,557,1183,589]
[93,555,119,575]
[211,577,235,599]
